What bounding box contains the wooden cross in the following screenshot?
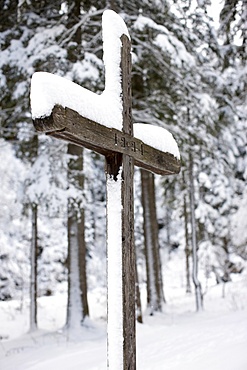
[31,10,180,370]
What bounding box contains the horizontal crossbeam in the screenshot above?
[33,105,180,176]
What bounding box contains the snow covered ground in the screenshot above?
[0,271,246,370]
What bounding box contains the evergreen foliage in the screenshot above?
[0,0,246,316]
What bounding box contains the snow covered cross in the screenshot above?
[30,10,180,370]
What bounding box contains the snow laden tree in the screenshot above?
[188,0,247,288]
[1,0,65,327]
[178,1,246,290]
[118,0,247,308]
[125,1,217,310]
[212,0,247,277]
[23,134,69,328]
[0,1,97,320]
[0,139,29,301]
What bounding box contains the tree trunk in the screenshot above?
[183,172,191,294]
[184,197,191,294]
[141,169,164,314]
[78,207,89,317]
[30,203,38,332]
[149,172,165,306]
[29,133,39,332]
[66,144,89,331]
[189,151,203,311]
[135,259,143,323]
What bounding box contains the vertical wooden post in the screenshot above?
[121,34,136,370]
[106,34,136,370]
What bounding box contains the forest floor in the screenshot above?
[0,265,247,370]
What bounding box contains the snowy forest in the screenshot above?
[0,0,247,369]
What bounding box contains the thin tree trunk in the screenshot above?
[149,173,165,306]
[189,151,203,311]
[183,172,191,294]
[78,208,89,317]
[30,203,38,331]
[166,206,171,252]
[184,196,191,294]
[141,169,164,314]
[66,144,89,330]
[67,214,83,328]
[135,259,143,323]
[141,169,156,313]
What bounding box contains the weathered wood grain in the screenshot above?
[33,105,180,176]
[120,34,136,370]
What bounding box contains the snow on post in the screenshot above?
[103,10,134,370]
[106,171,124,369]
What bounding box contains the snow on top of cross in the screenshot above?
[134,123,180,160]
[30,71,122,129]
[102,10,130,99]
[102,9,130,39]
[31,10,130,130]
